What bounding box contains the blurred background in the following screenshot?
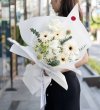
[0,0,100,110]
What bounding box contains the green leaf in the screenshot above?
[60,36,72,45]
[30,28,40,37]
[48,60,60,66]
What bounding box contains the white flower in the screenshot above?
[46,49,55,60]
[53,48,61,56]
[48,19,64,32]
[63,39,79,60]
[38,31,51,42]
[57,53,68,65]
[62,46,70,56]
[49,40,60,49]
[51,31,66,40]
[49,40,61,55]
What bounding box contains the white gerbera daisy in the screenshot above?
[38,31,51,42]
[51,31,66,40]
[63,39,80,61]
[57,54,68,65]
[63,39,79,55]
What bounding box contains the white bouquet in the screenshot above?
[31,22,81,66]
[8,4,92,108]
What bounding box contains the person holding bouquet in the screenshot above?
[45,0,89,110]
[8,0,91,109]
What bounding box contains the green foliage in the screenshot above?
[37,54,43,60]
[88,58,100,75]
[35,42,49,54]
[60,36,72,45]
[30,28,40,37]
[48,60,60,66]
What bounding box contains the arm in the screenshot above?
[75,51,89,68]
[60,51,89,73]
[44,52,89,74]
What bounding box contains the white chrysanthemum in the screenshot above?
[48,19,64,32]
[49,40,60,49]
[49,39,62,56]
[57,53,68,65]
[63,39,79,60]
[53,48,61,56]
[38,31,51,42]
[46,49,55,60]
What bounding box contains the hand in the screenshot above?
[75,52,89,68]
